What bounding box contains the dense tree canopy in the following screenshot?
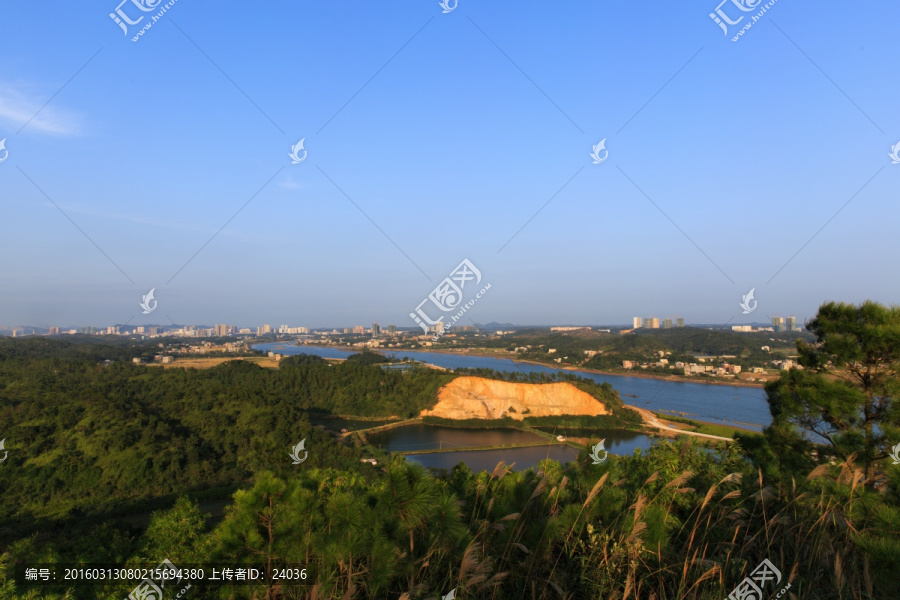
[765,300,900,479]
[0,350,453,542]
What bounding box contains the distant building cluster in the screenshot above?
[771,316,800,332]
[11,323,309,339]
[731,316,800,333]
[132,355,174,364]
[622,353,743,378]
[255,324,311,335]
[633,316,683,329]
[731,325,774,332]
[550,326,591,332]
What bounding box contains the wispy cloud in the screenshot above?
[0,83,84,135]
[45,202,203,232]
[45,202,253,241]
[277,175,307,190]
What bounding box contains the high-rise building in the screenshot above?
[676,317,684,328]
[215,324,228,336]
[352,325,365,335]
[371,323,380,336]
[137,326,145,334]
[257,324,272,336]
[785,316,797,331]
[148,327,158,336]
[387,324,397,334]
[772,316,784,332]
[662,318,673,329]
[633,317,643,329]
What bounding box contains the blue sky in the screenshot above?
[1,0,898,329]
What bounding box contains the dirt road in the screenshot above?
[626,405,732,442]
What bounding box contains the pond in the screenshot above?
[368,425,656,472]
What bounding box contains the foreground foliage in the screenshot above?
[3,440,899,599]
[765,300,900,480]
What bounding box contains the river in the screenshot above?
[254,343,770,430]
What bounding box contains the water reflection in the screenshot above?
[367,425,546,452]
[369,425,656,472]
[406,445,580,472]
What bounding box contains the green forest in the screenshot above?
[1,301,899,599]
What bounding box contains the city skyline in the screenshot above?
[0,315,808,336]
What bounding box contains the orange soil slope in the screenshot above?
[420,376,609,420]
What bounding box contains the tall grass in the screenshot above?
[3,442,898,599]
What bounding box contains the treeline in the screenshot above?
[0,335,148,362]
[508,327,812,369]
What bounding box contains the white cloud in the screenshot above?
[0,83,84,135]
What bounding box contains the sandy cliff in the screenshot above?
[420,376,610,420]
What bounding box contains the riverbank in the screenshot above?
[291,344,768,388]
[368,345,768,389]
[512,357,767,389]
[402,440,563,455]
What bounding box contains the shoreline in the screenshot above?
[507,356,767,388]
[285,344,768,389]
[343,411,756,443]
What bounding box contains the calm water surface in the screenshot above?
[256,343,769,430]
[367,425,546,452]
[394,428,653,472]
[406,446,580,472]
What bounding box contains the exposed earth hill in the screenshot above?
[420,376,609,420]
